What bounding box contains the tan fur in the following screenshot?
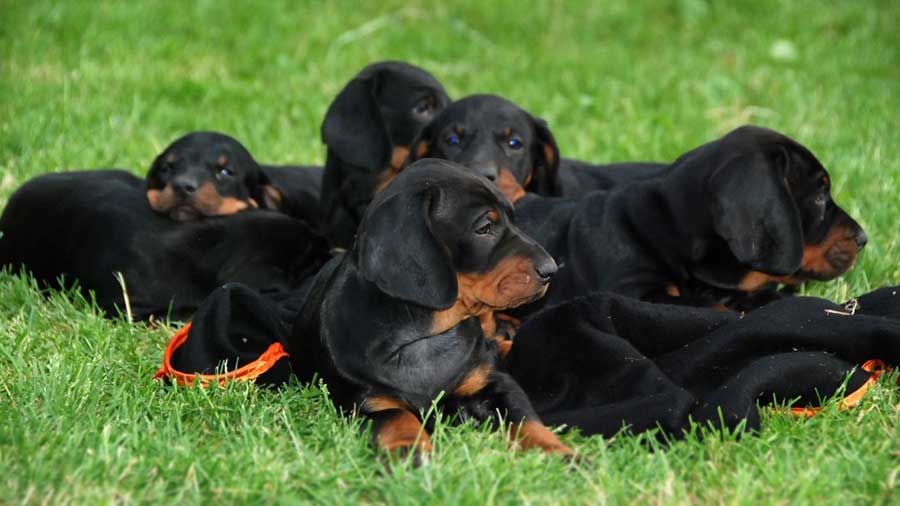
[799,226,858,278]
[509,421,573,455]
[453,364,492,397]
[431,256,547,334]
[375,409,433,453]
[496,169,526,203]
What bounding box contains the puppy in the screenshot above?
[289,159,572,461]
[407,94,560,202]
[319,61,450,248]
[1,170,329,320]
[512,125,867,314]
[146,131,282,221]
[406,94,669,201]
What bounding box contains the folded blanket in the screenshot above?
[155,285,900,438]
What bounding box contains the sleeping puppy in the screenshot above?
[512,125,867,315]
[146,131,284,221]
[320,61,451,248]
[0,170,329,320]
[290,159,572,462]
[406,94,669,200]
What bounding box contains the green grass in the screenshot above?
[2,0,899,503]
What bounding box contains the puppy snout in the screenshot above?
[473,161,499,181]
[534,257,558,282]
[854,230,868,251]
[172,178,198,196]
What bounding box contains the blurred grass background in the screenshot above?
[1,0,898,503]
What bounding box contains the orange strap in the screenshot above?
[153,322,289,387]
[785,359,888,418]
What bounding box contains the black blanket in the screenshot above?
[158,284,900,438]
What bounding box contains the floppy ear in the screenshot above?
[247,164,284,210]
[708,149,803,275]
[145,152,166,189]
[356,187,457,309]
[321,76,391,171]
[527,117,561,195]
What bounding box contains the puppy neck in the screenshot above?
[431,274,494,335]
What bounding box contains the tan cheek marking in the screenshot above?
[191,181,224,215]
[215,197,251,215]
[800,226,857,276]
[146,187,176,212]
[431,257,542,335]
[496,169,526,203]
[509,421,573,455]
[453,364,492,397]
[390,145,410,170]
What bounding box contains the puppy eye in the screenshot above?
[475,222,493,235]
[413,100,432,115]
[217,167,234,178]
[507,138,523,149]
[446,134,461,146]
[814,194,827,206]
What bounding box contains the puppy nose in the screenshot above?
[172,178,198,195]
[534,257,558,281]
[473,161,499,181]
[855,230,868,251]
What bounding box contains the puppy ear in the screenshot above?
[146,152,166,189]
[321,76,391,171]
[708,149,803,275]
[527,117,561,195]
[247,165,284,210]
[356,187,457,309]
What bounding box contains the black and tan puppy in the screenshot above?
[290,160,572,461]
[407,94,560,202]
[319,61,451,248]
[406,94,669,200]
[146,131,285,221]
[0,170,329,320]
[512,125,867,315]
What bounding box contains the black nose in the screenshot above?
[535,257,558,280]
[172,178,198,196]
[855,230,868,251]
[473,161,499,181]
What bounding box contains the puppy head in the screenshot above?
[407,95,560,203]
[146,131,279,221]
[355,159,557,313]
[321,61,450,173]
[696,125,866,291]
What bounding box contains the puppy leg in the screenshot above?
[478,312,516,359]
[367,406,432,465]
[482,372,574,456]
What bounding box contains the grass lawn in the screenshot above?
[2,0,899,503]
